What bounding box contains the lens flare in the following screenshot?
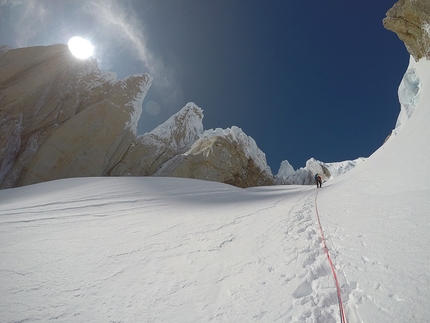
[145,101,161,116]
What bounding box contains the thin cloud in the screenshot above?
[0,0,183,105]
[86,0,183,105]
[87,0,150,65]
[0,0,48,47]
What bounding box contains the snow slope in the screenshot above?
[317,57,430,322]
[0,178,343,322]
[0,57,429,322]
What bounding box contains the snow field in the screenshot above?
[0,177,350,322]
[318,180,430,323]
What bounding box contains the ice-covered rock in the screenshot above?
[0,44,152,188]
[154,126,274,188]
[275,160,313,185]
[109,103,204,177]
[392,59,422,136]
[275,157,365,185]
[0,44,274,189]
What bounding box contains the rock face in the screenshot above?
[108,103,204,177]
[0,44,274,189]
[0,44,151,188]
[110,105,274,188]
[383,0,430,61]
[154,126,274,188]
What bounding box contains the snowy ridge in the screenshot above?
[146,102,204,151]
[141,104,273,180]
[322,158,366,178]
[275,157,365,185]
[275,160,313,185]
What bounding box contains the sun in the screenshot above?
[68,36,94,59]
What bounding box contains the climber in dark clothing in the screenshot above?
[314,173,322,188]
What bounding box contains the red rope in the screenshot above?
[314,190,348,323]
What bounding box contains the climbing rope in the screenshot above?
[314,189,348,323]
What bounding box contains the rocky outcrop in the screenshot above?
[383,0,430,61]
[0,44,151,188]
[108,103,204,177]
[0,44,274,189]
[110,106,274,187]
[154,127,274,188]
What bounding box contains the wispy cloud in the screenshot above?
[0,0,182,105]
[86,0,150,66]
[87,0,183,104]
[0,0,48,47]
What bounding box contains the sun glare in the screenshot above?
[68,36,94,59]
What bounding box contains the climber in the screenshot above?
[314,173,322,188]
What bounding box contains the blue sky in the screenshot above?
[0,0,408,172]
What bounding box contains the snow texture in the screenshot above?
[0,56,429,323]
